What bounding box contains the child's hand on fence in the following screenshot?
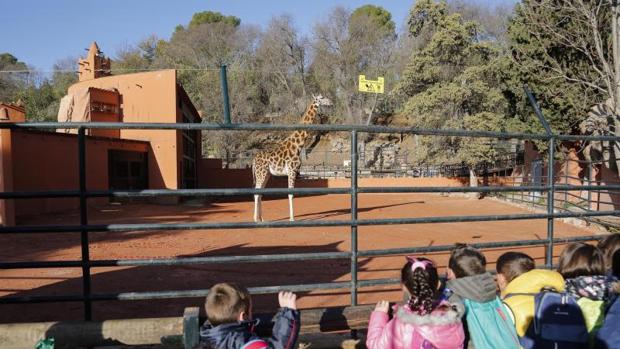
[278,291,297,310]
[374,300,389,313]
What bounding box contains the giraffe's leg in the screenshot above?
[254,193,261,222]
[254,170,269,222]
[288,171,296,222]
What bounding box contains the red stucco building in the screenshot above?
[0,42,201,226]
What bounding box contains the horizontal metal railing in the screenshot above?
[2,184,620,200]
[1,121,619,141]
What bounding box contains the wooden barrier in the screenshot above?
[0,305,374,349]
[0,311,188,349]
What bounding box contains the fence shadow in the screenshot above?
[286,200,426,221]
[0,241,374,324]
[0,201,242,263]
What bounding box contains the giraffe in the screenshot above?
[252,94,332,222]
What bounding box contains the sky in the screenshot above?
[1,0,517,72]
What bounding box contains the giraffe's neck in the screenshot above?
[281,102,319,151]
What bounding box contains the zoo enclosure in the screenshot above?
[0,74,619,322]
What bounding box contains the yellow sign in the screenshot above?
[358,75,384,94]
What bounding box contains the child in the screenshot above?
[199,283,300,349]
[367,256,465,349]
[557,242,613,334]
[598,234,620,278]
[496,251,565,342]
[446,244,520,349]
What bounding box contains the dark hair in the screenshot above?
[612,249,620,278]
[496,252,535,283]
[598,234,620,276]
[401,257,439,315]
[449,243,486,278]
[557,242,605,279]
[205,283,251,326]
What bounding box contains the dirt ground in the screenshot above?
[0,193,601,323]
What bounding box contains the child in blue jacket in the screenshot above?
[199,283,300,349]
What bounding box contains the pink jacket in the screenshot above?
[366,304,465,349]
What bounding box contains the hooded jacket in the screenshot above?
[199,308,299,349]
[446,272,497,315]
[366,302,465,349]
[501,269,565,337]
[445,272,509,349]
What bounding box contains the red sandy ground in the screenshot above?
[0,193,601,323]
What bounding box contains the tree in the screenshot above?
[447,0,514,44]
[255,15,310,123]
[16,82,56,121]
[155,12,261,119]
[189,11,241,28]
[113,35,158,73]
[350,5,396,35]
[155,11,264,158]
[16,57,77,121]
[508,0,620,173]
[310,5,398,124]
[0,53,28,102]
[397,0,523,181]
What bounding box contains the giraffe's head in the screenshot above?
[312,94,333,107]
[310,94,333,123]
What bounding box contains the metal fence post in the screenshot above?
[564,160,568,207]
[546,138,555,268]
[524,85,556,268]
[220,65,231,124]
[350,130,358,306]
[587,163,593,210]
[78,127,92,320]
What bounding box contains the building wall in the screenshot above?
[518,142,620,211]
[0,130,15,226]
[67,70,179,189]
[177,87,200,189]
[4,129,149,223]
[0,103,26,123]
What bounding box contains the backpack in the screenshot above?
[462,297,520,349]
[519,289,589,349]
[594,295,620,349]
